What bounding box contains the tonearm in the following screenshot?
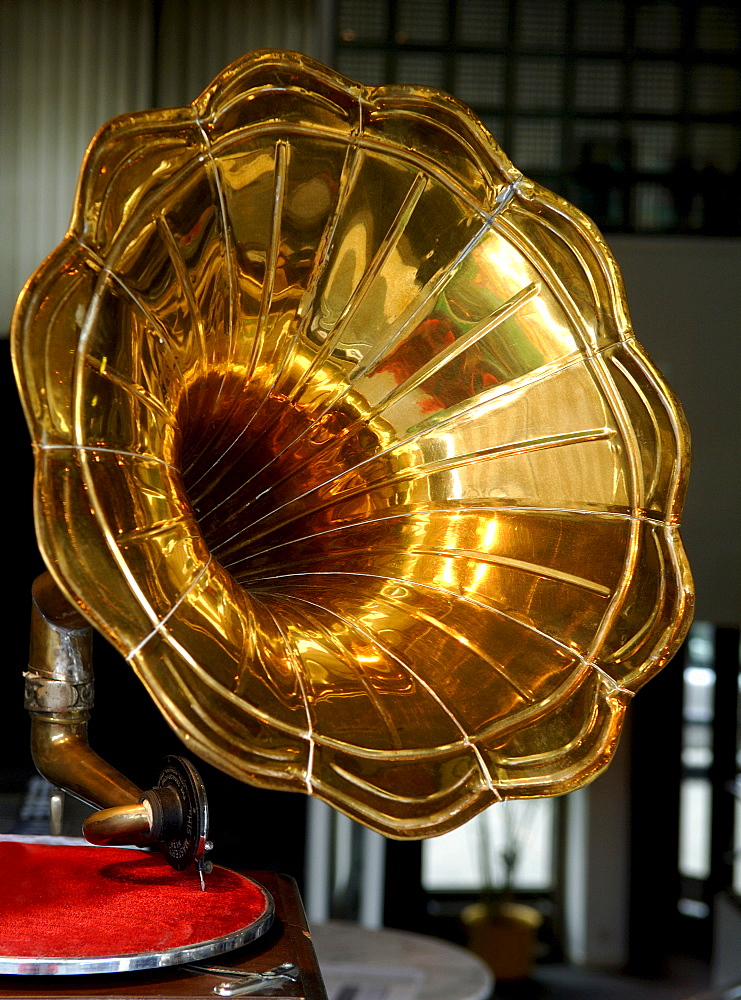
[24,571,213,887]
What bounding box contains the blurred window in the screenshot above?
[422,798,556,892]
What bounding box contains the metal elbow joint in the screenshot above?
[23,573,211,877]
[24,571,142,810]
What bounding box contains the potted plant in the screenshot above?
[461,801,544,982]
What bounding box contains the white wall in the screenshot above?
[564,733,631,967]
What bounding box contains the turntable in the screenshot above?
[7,49,692,988]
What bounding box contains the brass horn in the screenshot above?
[12,50,692,839]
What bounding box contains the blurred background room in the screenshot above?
[0,2,738,997]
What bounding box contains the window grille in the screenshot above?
[334,0,740,235]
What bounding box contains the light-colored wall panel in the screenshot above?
[156,0,323,108]
[0,0,154,333]
[0,0,322,333]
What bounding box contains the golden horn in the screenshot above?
[12,50,692,838]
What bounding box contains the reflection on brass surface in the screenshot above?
[12,51,692,837]
[82,802,152,847]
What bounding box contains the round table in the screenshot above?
[311,921,493,1000]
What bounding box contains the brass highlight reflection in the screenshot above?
[12,51,692,837]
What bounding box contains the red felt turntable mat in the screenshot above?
[2,841,271,959]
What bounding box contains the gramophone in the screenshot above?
[6,49,692,986]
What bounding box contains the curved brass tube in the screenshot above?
[25,572,142,810]
[29,719,141,810]
[25,574,209,871]
[83,802,152,847]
